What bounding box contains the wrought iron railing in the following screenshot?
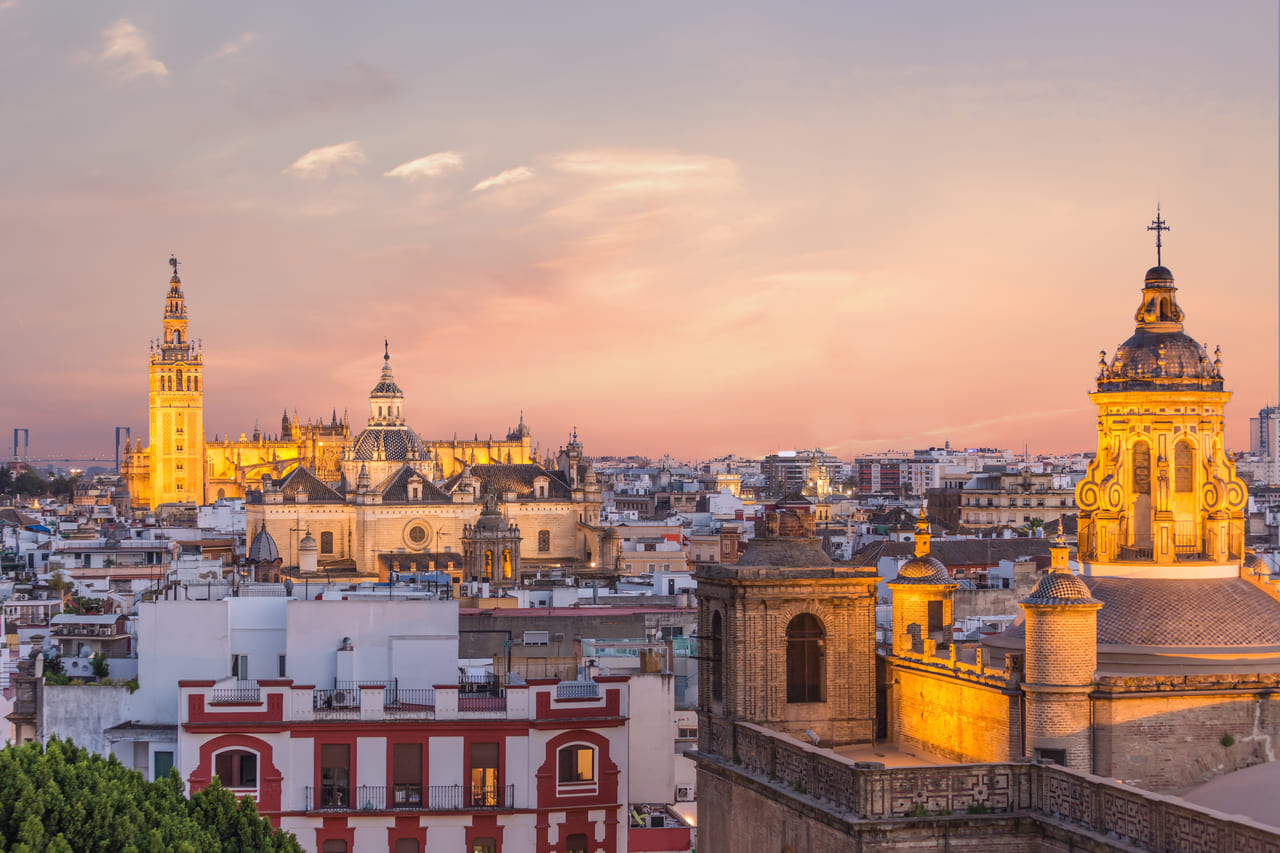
[304,783,513,812]
[384,688,435,719]
[211,680,261,704]
[555,681,599,699]
[457,690,507,716]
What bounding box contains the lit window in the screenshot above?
[557,744,596,791]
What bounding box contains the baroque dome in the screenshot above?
[1096,265,1224,392]
[890,554,954,586]
[350,425,425,461]
[1022,571,1098,606]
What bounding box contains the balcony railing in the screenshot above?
[304,784,514,812]
[211,680,261,704]
[384,688,435,719]
[457,690,507,716]
[555,681,600,700]
[313,688,361,719]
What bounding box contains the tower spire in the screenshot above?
[1147,204,1170,267]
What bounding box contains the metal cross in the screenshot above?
[1147,205,1170,266]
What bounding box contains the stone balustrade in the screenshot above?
[698,717,1280,850]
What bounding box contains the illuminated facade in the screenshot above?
[1075,260,1247,571]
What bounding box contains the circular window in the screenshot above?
[402,519,432,551]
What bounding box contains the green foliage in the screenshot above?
[966,803,990,814]
[0,738,302,853]
[122,678,140,694]
[89,654,109,680]
[906,802,931,817]
[1221,733,1235,748]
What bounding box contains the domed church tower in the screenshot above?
[1075,210,1248,573]
[340,343,430,487]
[887,504,957,655]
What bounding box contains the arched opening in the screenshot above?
[175,369,183,390]
[193,376,199,392]
[710,610,724,702]
[484,550,493,578]
[1174,439,1194,492]
[1131,439,1153,543]
[786,613,825,703]
[320,531,334,555]
[213,749,257,789]
[502,549,512,579]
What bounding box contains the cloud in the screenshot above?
[216,32,259,58]
[384,151,463,181]
[282,142,367,179]
[553,149,737,194]
[471,166,535,192]
[99,19,168,81]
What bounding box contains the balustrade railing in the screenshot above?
[304,783,513,812]
[555,681,600,699]
[211,680,260,704]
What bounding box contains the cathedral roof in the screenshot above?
[279,467,344,503]
[374,464,451,503]
[442,464,571,499]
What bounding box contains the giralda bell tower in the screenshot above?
[147,256,204,507]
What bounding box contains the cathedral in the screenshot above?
[694,221,1280,851]
[123,258,611,581]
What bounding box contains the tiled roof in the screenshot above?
[442,464,571,499]
[279,467,344,503]
[350,425,425,461]
[990,577,1280,649]
[848,538,1052,569]
[375,465,451,503]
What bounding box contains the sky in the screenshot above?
[1,2,1276,462]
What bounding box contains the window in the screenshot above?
[523,631,549,646]
[153,750,174,781]
[677,726,698,740]
[538,530,551,552]
[322,842,347,853]
[471,840,496,853]
[558,745,595,784]
[566,834,588,853]
[927,600,944,636]
[1133,442,1151,494]
[392,743,422,807]
[320,531,334,554]
[1175,440,1194,492]
[710,611,724,702]
[470,742,499,807]
[214,750,257,788]
[231,654,247,679]
[320,744,350,808]
[278,654,286,678]
[1035,748,1066,766]
[394,841,420,853]
[785,614,825,704]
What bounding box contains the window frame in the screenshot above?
[556,743,598,796]
[212,748,258,790]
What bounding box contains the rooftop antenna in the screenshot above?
[1147,204,1170,267]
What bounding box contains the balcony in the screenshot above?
[211,680,261,704]
[304,784,514,812]
[313,688,361,720]
[555,681,600,700]
[384,688,435,720]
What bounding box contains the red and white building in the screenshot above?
[172,599,631,853]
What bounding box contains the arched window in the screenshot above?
[320,532,334,554]
[1174,440,1194,492]
[565,834,588,853]
[502,549,512,579]
[175,369,183,390]
[484,550,493,578]
[710,611,724,702]
[556,743,597,795]
[1132,441,1151,494]
[786,613,825,704]
[193,376,199,392]
[213,749,257,788]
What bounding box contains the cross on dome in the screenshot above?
[1147,205,1170,266]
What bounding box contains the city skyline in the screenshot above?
[2,2,1276,460]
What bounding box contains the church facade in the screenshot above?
[695,228,1280,852]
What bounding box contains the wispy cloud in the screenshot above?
[471,166,535,192]
[216,32,259,58]
[384,151,463,181]
[553,150,737,194]
[282,142,367,179]
[99,19,168,81]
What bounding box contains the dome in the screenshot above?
[1144,265,1174,283]
[248,526,280,563]
[1022,571,1099,605]
[299,532,317,551]
[890,555,954,586]
[1101,330,1220,390]
[474,506,509,534]
[350,425,425,461]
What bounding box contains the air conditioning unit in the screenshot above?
[331,689,357,707]
[675,785,694,802]
[14,594,28,601]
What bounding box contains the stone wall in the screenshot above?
[695,718,1280,853]
[890,655,1022,764]
[1095,674,1280,792]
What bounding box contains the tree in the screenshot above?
[12,471,47,498]
[0,739,302,852]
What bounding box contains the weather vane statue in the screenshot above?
[1147,205,1169,266]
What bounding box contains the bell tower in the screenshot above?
[148,256,204,507]
[1075,212,1247,574]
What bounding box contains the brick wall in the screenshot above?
[892,664,1020,764]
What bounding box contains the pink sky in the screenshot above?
[1,3,1276,461]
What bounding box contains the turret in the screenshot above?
[886,504,956,656]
